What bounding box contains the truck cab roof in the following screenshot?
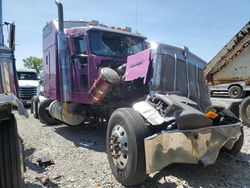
[66,25,146,39]
[44,19,146,39]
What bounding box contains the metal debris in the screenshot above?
[40,174,50,185]
[37,155,54,168]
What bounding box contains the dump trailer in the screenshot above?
[0,0,28,187]
[32,1,244,186]
[205,21,250,126]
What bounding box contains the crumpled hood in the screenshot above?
[18,80,39,87]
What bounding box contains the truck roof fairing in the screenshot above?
[85,26,146,39]
[45,19,146,39]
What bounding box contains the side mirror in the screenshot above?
[9,23,15,50]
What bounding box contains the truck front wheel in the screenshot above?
[106,108,152,186]
[0,114,23,188]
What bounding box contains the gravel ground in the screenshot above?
[16,97,250,188]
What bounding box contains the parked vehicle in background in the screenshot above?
[0,0,28,187]
[209,81,250,98]
[205,21,250,126]
[17,69,39,104]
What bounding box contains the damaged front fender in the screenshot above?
[0,93,28,118]
[144,123,242,174]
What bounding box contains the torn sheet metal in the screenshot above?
[133,94,212,129]
[144,123,242,174]
[133,101,174,125]
[0,93,28,118]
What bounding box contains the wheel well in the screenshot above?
[228,84,243,91]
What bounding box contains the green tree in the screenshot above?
[23,56,43,74]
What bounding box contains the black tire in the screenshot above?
[224,127,244,155]
[228,85,245,98]
[31,96,38,119]
[30,97,34,114]
[106,108,152,186]
[239,96,250,127]
[38,99,60,125]
[0,114,24,188]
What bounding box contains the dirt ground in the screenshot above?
[16,97,250,188]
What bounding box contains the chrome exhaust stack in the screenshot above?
[55,0,72,101]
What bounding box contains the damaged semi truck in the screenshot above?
[0,0,28,187]
[32,1,244,186]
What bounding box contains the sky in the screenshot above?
[3,0,250,69]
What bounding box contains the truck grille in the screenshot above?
[19,87,37,101]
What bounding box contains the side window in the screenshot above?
[43,24,52,37]
[46,55,48,65]
[45,52,50,65]
[73,35,87,54]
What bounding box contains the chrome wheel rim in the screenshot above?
[109,124,128,169]
[232,89,239,96]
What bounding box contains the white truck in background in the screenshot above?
[209,81,250,98]
[17,69,39,104]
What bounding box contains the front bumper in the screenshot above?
[144,123,242,174]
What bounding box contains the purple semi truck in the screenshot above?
[0,0,28,187]
[32,1,244,186]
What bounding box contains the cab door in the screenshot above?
[71,35,89,93]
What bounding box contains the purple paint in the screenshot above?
[43,20,145,104]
